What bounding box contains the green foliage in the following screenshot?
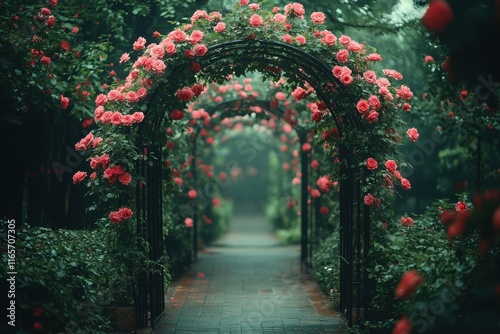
[1,225,113,333]
[311,231,341,310]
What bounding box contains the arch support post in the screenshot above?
[299,131,309,270]
[339,143,354,325]
[136,144,165,329]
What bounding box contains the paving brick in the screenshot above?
[152,211,346,333]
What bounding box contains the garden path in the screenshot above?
[153,203,346,333]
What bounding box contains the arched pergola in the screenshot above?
[135,39,369,328]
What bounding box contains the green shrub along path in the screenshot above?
[154,203,345,333]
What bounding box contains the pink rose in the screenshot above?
[311,189,321,198]
[194,44,208,56]
[367,111,379,124]
[249,3,260,10]
[151,59,166,74]
[100,154,110,169]
[282,34,292,44]
[336,49,349,63]
[366,158,378,170]
[188,189,197,199]
[133,36,146,50]
[406,128,419,142]
[94,106,104,121]
[132,112,145,123]
[107,89,122,101]
[284,3,305,18]
[249,14,263,27]
[356,100,370,114]
[377,78,390,87]
[184,218,194,228]
[95,93,108,106]
[111,111,123,126]
[274,14,286,23]
[348,41,363,52]
[320,33,336,46]
[240,0,249,5]
[316,175,333,193]
[339,35,351,45]
[401,178,411,190]
[368,95,381,110]
[332,66,344,78]
[92,137,102,149]
[340,73,353,85]
[126,91,139,103]
[397,85,413,100]
[364,193,375,206]
[295,35,306,44]
[385,160,398,173]
[100,111,113,124]
[137,87,147,98]
[366,53,382,61]
[164,42,176,55]
[122,115,134,126]
[169,29,186,42]
[72,171,87,184]
[150,44,165,59]
[310,12,326,24]
[214,22,226,33]
[119,53,130,63]
[363,70,377,84]
[424,55,434,63]
[190,30,204,43]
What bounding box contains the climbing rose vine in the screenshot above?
[74,1,416,232]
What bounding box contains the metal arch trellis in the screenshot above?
[136,39,372,329]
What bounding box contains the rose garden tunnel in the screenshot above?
[134,39,371,329]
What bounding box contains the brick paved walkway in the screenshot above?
[153,208,346,333]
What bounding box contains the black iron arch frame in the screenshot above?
[135,39,371,328]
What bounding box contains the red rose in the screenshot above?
[119,173,132,185]
[73,172,87,184]
[118,207,133,220]
[188,189,197,199]
[366,158,378,170]
[170,109,184,120]
[32,306,44,317]
[316,175,333,193]
[40,56,51,66]
[176,87,195,101]
[60,40,70,51]
[392,317,412,334]
[455,201,467,213]
[421,0,453,33]
[385,160,398,173]
[109,211,122,223]
[33,322,43,330]
[395,269,423,299]
[59,95,69,109]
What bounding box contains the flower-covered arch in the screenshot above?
[75,1,416,328]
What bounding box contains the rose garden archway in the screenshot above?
[79,3,414,330]
[137,39,369,327]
